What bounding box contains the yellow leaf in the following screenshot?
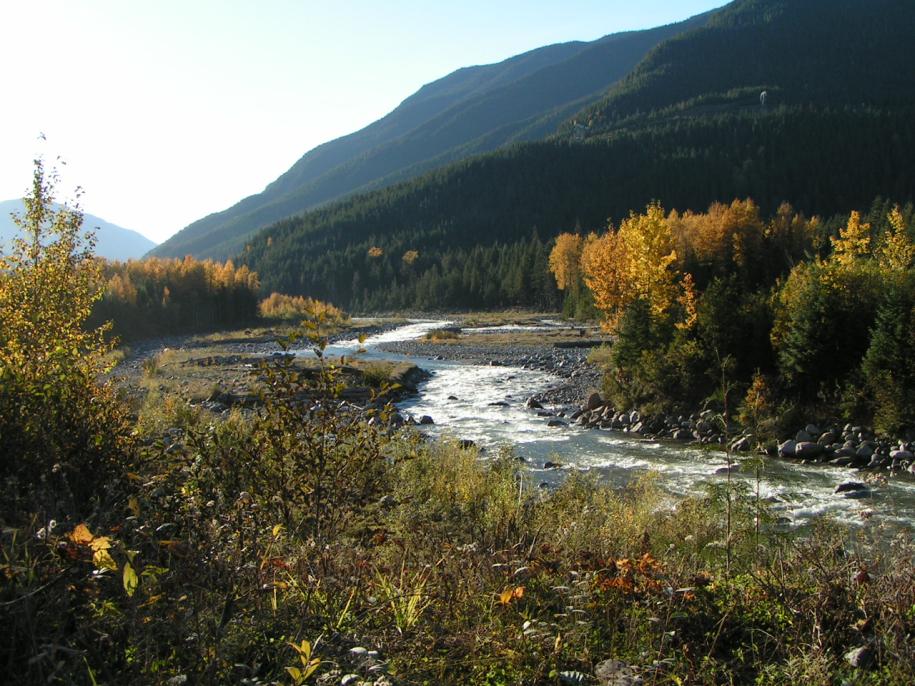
[272,523,284,538]
[93,548,118,572]
[89,536,111,552]
[128,497,141,517]
[139,594,163,608]
[499,585,525,605]
[69,523,94,544]
[303,657,320,680]
[286,666,302,681]
[122,562,139,597]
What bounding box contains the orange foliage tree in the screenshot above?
[258,292,347,323]
[547,232,583,291]
[581,203,679,328]
[92,256,261,338]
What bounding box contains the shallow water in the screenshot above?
[299,320,915,531]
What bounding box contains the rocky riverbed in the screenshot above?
[377,339,603,406]
[380,334,915,484]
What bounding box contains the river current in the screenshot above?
[302,320,915,532]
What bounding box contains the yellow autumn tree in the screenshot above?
[582,203,678,328]
[831,210,872,266]
[258,292,347,323]
[877,205,914,271]
[548,232,583,290]
[0,158,129,517]
[402,249,419,266]
[671,199,764,271]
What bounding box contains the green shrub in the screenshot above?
[0,159,132,520]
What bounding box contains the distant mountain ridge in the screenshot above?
[151,10,713,260]
[573,0,915,138]
[0,199,156,261]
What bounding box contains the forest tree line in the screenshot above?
[89,257,261,340]
[242,104,915,310]
[551,197,915,434]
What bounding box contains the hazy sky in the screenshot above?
[1,1,727,244]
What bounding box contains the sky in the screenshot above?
[0,0,727,244]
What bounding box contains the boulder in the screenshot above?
[835,481,869,495]
[817,431,837,446]
[795,441,824,459]
[543,461,563,469]
[584,392,603,411]
[731,435,752,452]
[778,439,797,457]
[419,415,435,425]
[844,645,874,669]
[594,659,643,686]
[525,397,544,410]
[548,419,568,428]
[795,429,813,443]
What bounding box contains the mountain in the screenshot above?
[0,199,156,261]
[238,0,915,311]
[572,0,915,136]
[151,10,713,260]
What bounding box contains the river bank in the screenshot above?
[379,325,915,484]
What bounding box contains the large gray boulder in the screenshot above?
[584,392,604,411]
[795,441,824,459]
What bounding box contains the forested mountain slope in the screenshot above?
[151,11,710,260]
[239,0,915,311]
[572,0,915,136]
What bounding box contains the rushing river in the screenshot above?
[305,320,915,531]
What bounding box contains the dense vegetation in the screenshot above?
[242,104,915,311]
[2,164,914,685]
[91,257,261,340]
[550,197,915,436]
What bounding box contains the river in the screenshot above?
[305,319,915,532]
